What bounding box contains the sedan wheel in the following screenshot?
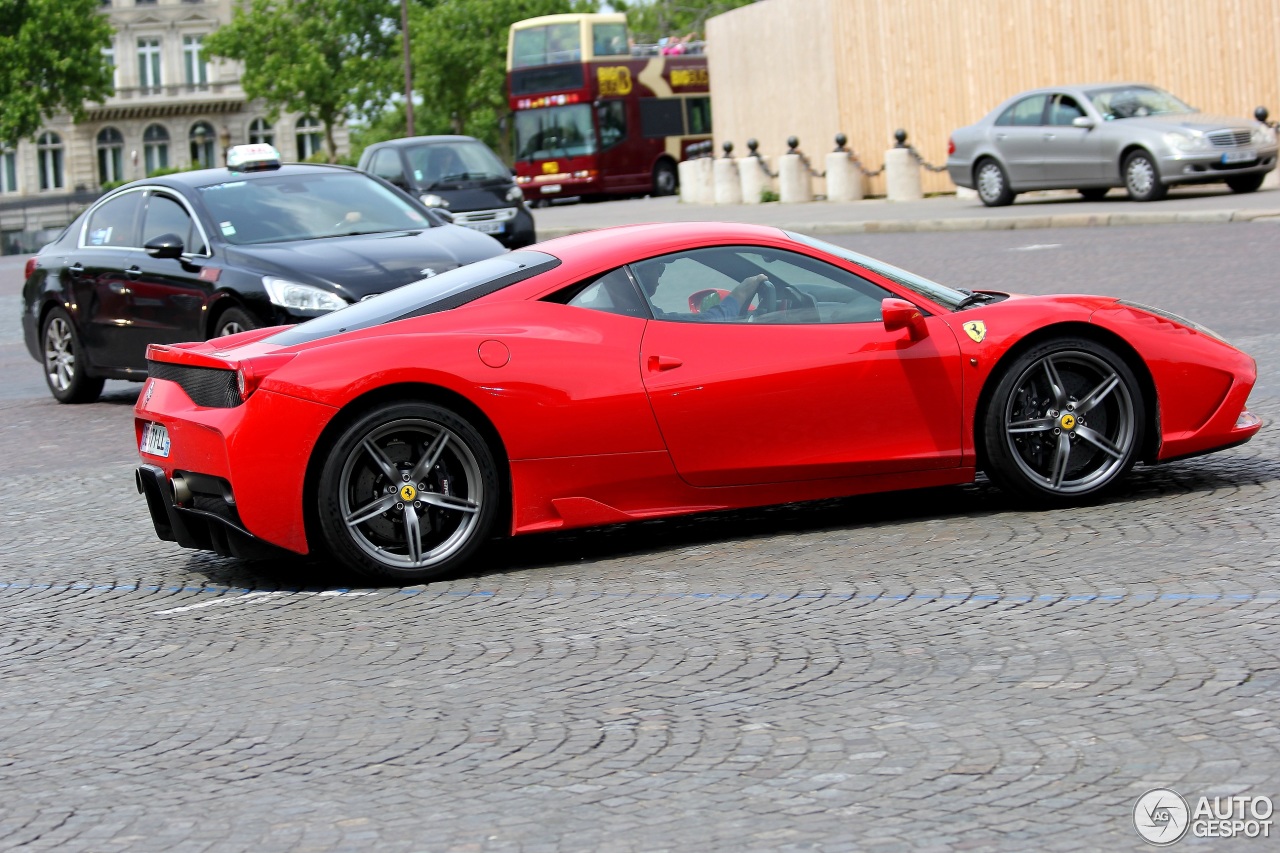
[982,339,1143,503]
[41,307,104,404]
[212,306,258,338]
[318,402,499,581]
[975,159,1015,207]
[1123,151,1168,201]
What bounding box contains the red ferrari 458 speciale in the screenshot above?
[135,222,1261,581]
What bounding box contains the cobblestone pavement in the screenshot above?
[2,226,1278,852]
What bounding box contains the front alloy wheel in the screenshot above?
[318,402,499,581]
[1123,151,1168,201]
[983,339,1143,503]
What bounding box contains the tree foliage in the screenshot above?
[613,0,758,43]
[405,0,595,162]
[0,0,114,143]
[203,0,398,162]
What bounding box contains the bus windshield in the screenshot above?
[512,23,581,67]
[515,105,597,161]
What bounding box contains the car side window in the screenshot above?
[369,149,405,185]
[83,192,142,248]
[1048,94,1085,126]
[143,192,205,255]
[630,246,893,325]
[549,267,650,318]
[995,95,1048,127]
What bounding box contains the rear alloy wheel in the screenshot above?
[982,338,1144,504]
[1123,150,1168,201]
[1226,173,1265,194]
[41,307,104,404]
[975,159,1015,207]
[212,306,258,338]
[652,159,678,196]
[317,402,499,582]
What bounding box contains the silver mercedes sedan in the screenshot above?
[947,83,1278,206]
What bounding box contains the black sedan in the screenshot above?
[21,146,505,403]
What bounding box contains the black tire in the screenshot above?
[1123,150,1168,201]
[211,306,258,338]
[652,159,678,196]
[981,337,1144,505]
[40,306,104,404]
[975,158,1015,207]
[1078,187,1109,201]
[317,401,500,582]
[1225,173,1265,194]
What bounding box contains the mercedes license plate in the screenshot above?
[140,422,170,458]
[1221,149,1257,164]
[463,221,505,235]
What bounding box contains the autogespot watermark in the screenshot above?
[1134,788,1274,845]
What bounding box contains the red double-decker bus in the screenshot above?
[506,13,711,203]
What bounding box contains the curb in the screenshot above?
[538,207,1280,240]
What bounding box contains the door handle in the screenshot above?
[68,263,84,277]
[647,355,683,372]
[995,133,1007,140]
[1043,133,1056,140]
[125,265,141,279]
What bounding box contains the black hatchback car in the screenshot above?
[21,146,505,403]
[358,135,536,249]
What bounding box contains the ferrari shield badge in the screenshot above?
[963,320,987,343]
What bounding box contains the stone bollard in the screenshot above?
[884,130,922,202]
[678,157,714,204]
[778,137,813,203]
[825,153,863,203]
[737,140,774,204]
[713,154,742,205]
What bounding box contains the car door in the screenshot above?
[128,189,215,350]
[68,189,145,370]
[631,246,965,488]
[1040,93,1104,183]
[992,94,1049,185]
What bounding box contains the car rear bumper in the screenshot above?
[136,463,289,560]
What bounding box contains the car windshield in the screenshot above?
[406,140,511,188]
[514,104,597,161]
[196,170,435,245]
[1086,85,1193,120]
[263,251,561,346]
[785,232,970,310]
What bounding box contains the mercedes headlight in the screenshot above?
[420,193,449,208]
[263,277,348,312]
[1252,124,1277,146]
[1163,131,1210,153]
[506,185,524,203]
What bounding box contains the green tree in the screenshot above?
[203,0,398,163]
[0,0,114,143]
[613,0,757,43]
[407,0,595,162]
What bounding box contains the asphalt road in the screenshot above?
[2,225,1278,851]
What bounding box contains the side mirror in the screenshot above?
[882,298,928,340]
[1072,116,1096,129]
[144,233,185,259]
[429,208,455,224]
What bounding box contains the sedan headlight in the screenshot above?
[263,277,348,312]
[420,193,449,208]
[1163,131,1210,153]
[1252,124,1277,146]
[506,185,524,203]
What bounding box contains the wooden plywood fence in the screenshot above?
[708,0,1280,196]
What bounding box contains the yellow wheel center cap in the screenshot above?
[1060,413,1077,430]
[399,484,417,502]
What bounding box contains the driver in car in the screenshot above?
[643,271,771,321]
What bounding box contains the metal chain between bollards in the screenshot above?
[894,129,947,173]
[745,139,778,178]
[832,133,884,178]
[786,137,825,178]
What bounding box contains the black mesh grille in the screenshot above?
[148,361,241,408]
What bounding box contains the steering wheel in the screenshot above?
[742,279,776,317]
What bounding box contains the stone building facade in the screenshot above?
[1,0,349,254]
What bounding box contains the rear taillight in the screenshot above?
[235,354,296,402]
[23,256,37,280]
[947,137,956,156]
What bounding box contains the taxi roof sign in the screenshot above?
[227,143,282,173]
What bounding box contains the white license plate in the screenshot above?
[1221,149,1257,164]
[140,422,170,458]
[462,220,505,234]
[541,184,562,194]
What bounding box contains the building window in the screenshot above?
[97,127,126,185]
[183,35,207,86]
[190,121,216,167]
[103,42,118,89]
[137,37,162,90]
[37,132,64,190]
[248,117,273,145]
[144,124,170,174]
[296,116,322,160]
[1,145,16,194]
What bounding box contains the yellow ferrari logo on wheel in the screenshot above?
[963,320,987,342]
[399,484,417,502]
[1060,414,1076,430]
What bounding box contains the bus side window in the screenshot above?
[685,97,711,135]
[598,101,626,149]
[640,98,685,138]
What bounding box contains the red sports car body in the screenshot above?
[135,223,1261,580]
